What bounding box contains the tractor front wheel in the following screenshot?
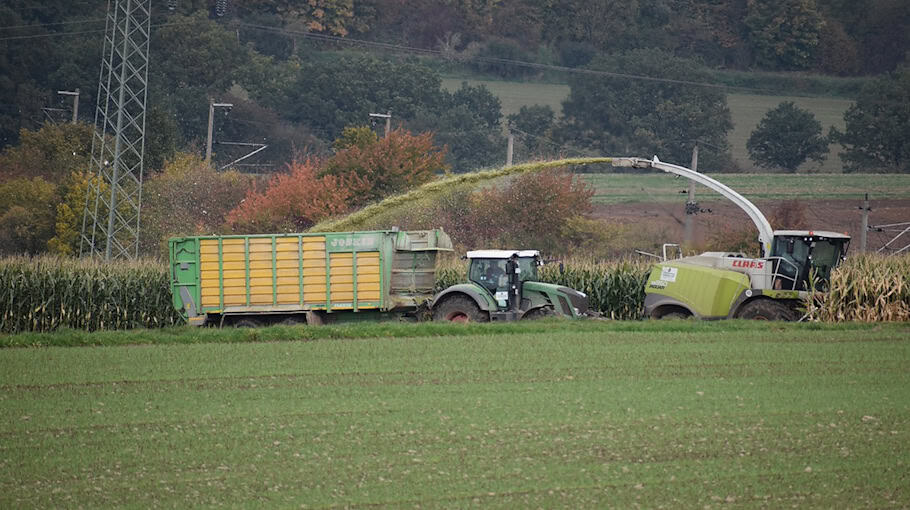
[432,295,488,323]
[736,299,797,321]
[522,306,556,320]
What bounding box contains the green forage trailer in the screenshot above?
[169,229,453,326]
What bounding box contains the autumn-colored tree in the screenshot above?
[744,0,824,70]
[236,0,356,36]
[226,157,354,234]
[0,177,57,255]
[422,168,594,253]
[322,127,448,204]
[140,153,254,256]
[47,171,104,256]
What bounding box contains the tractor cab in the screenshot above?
[467,250,540,309]
[767,231,850,290]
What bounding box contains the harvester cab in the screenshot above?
[430,250,591,322]
[767,231,850,291]
[612,156,851,321]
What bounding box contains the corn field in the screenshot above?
[0,256,181,334]
[806,253,910,322]
[2,254,908,334]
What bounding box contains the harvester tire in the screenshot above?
[736,299,796,321]
[660,311,690,320]
[433,295,488,323]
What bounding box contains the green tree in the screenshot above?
[744,0,825,70]
[830,67,910,173]
[408,82,505,172]
[559,49,733,167]
[148,14,254,145]
[271,55,444,139]
[0,123,92,183]
[508,105,556,156]
[746,102,828,172]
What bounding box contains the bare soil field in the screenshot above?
[592,198,910,251]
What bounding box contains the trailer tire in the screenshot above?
[432,295,488,323]
[233,318,262,328]
[736,299,796,321]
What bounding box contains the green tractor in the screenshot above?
[430,250,591,322]
[612,157,851,321]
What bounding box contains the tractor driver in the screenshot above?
[482,261,507,292]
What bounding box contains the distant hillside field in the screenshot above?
[579,173,910,204]
[441,78,853,173]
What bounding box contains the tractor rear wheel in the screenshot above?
[736,299,797,321]
[433,295,488,323]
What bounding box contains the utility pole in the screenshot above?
[369,111,391,138]
[57,89,80,123]
[859,193,870,252]
[506,133,514,167]
[684,143,698,246]
[205,99,233,164]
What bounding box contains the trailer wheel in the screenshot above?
[433,295,488,323]
[233,318,262,328]
[736,299,796,321]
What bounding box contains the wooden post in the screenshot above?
[506,133,514,167]
[859,193,870,252]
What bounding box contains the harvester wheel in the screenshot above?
[433,295,488,323]
[736,299,796,321]
[660,311,690,320]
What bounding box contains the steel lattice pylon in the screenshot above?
[81,0,151,260]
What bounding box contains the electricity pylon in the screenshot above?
[80,0,152,260]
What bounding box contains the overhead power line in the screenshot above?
[0,19,196,41]
[0,18,106,31]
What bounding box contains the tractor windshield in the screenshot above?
[469,256,539,294]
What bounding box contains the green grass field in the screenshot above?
[441,78,853,173]
[2,321,908,508]
[579,173,910,204]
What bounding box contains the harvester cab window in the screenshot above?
[772,236,811,289]
[807,240,843,283]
